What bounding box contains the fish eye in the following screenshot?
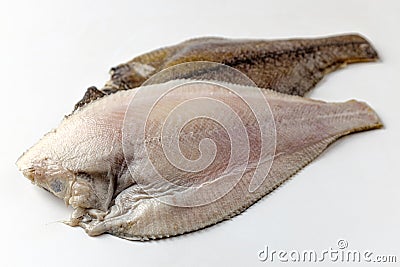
[49,179,65,194]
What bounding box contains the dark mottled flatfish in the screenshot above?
[74,34,378,110]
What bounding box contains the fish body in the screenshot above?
[75,34,378,109]
[17,80,382,240]
[106,34,375,89]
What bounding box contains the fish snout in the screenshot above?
[16,152,72,201]
[21,168,35,182]
[16,151,37,182]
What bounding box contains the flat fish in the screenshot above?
[74,34,379,109]
[17,80,382,240]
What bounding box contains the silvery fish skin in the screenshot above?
[74,34,379,109]
[17,81,382,240]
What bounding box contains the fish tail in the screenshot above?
[314,34,379,73]
[331,100,383,136]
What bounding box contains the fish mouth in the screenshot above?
[22,168,36,182]
[15,151,33,179]
[16,151,33,176]
[16,152,38,183]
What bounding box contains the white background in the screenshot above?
[1,0,399,266]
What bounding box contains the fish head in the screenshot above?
[16,130,75,201]
[16,107,124,206]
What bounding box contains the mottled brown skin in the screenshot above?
[109,34,377,91]
[74,34,378,110]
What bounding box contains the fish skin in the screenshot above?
[73,34,379,110]
[17,80,382,240]
[74,86,105,110]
